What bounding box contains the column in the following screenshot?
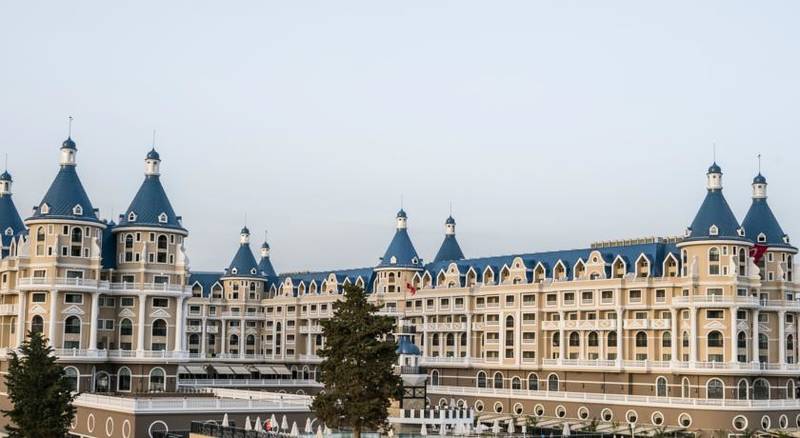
[174,296,185,352]
[615,308,623,367]
[558,311,565,362]
[466,314,472,360]
[137,294,147,353]
[16,291,26,345]
[221,319,227,355]
[730,307,738,363]
[422,314,428,356]
[239,317,245,356]
[88,292,100,350]
[779,310,786,365]
[48,290,58,346]
[306,323,312,357]
[200,317,207,356]
[689,307,697,364]
[599,332,605,361]
[670,308,678,362]
[752,309,760,364]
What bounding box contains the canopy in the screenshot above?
[181,365,207,374]
[271,365,291,375]
[209,364,235,375]
[229,365,253,375]
[252,365,276,374]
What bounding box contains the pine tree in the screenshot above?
[311,284,402,438]
[2,331,76,437]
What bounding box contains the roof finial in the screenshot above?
[400,194,404,210]
[712,142,716,163]
[449,201,452,217]
[758,153,762,174]
[264,229,268,242]
[244,212,248,227]
[68,116,73,137]
[4,153,7,172]
[152,129,156,148]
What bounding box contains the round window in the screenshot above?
[761,415,771,430]
[779,415,788,430]
[651,412,664,426]
[679,413,693,428]
[732,416,748,432]
[513,403,524,415]
[626,410,638,425]
[578,407,590,420]
[474,400,484,412]
[534,404,545,416]
[555,405,567,418]
[493,402,503,413]
[601,408,613,422]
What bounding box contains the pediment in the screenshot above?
[61,305,85,316]
[30,304,46,315]
[703,321,725,330]
[118,308,135,318]
[149,308,171,318]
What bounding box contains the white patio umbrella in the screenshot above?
[221,413,229,427]
[244,416,252,431]
[421,423,428,436]
[324,424,333,436]
[454,422,462,435]
[316,425,323,438]
[492,419,501,435]
[388,429,394,438]
[522,424,528,436]
[439,422,447,436]
[271,414,279,431]
[291,421,300,437]
[255,417,263,432]
[450,398,456,407]
[305,418,313,434]
[562,422,571,437]
[282,415,289,431]
[507,419,515,434]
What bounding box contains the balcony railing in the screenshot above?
[19,277,104,289]
[0,304,18,316]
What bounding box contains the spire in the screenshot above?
[752,154,767,199]
[0,166,24,253]
[224,227,260,278]
[742,168,792,248]
[258,232,277,277]
[117,149,183,231]
[684,161,744,242]
[0,168,12,197]
[379,209,421,268]
[433,215,464,263]
[60,116,77,166]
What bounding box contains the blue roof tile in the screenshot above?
[223,243,262,278]
[686,189,745,242]
[379,229,422,268]
[29,165,101,224]
[743,198,792,249]
[0,191,25,252]
[116,175,184,231]
[433,235,465,263]
[189,271,223,298]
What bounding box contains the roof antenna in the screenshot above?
[68,116,73,137]
[400,194,404,210]
[244,212,248,227]
[264,229,268,242]
[152,129,156,148]
[712,142,717,163]
[4,153,7,172]
[449,201,452,217]
[757,153,762,174]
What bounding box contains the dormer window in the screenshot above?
[128,212,137,222]
[231,268,238,275]
[758,233,767,243]
[684,228,692,238]
[40,203,50,215]
[250,268,257,275]
[737,227,745,237]
[4,227,12,236]
[709,225,719,236]
[390,256,397,264]
[784,235,791,244]
[158,213,168,223]
[72,204,83,216]
[412,257,419,265]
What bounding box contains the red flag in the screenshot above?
[406,282,417,296]
[749,244,768,264]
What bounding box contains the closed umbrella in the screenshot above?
[421,423,428,436]
[255,417,263,432]
[271,414,279,431]
[562,422,571,437]
[244,416,252,431]
[316,425,324,438]
[291,421,300,437]
[522,424,528,436]
[492,419,501,435]
[221,413,229,427]
[305,418,313,434]
[282,415,289,431]
[508,420,515,434]
[439,422,447,436]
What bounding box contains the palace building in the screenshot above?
[0,136,799,434]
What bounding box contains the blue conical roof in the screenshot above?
[224,242,261,278]
[434,235,465,263]
[117,175,184,231]
[379,228,421,268]
[29,165,100,223]
[743,198,792,248]
[259,254,277,277]
[0,190,25,251]
[396,334,421,355]
[686,188,745,242]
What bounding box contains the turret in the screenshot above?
[145,148,161,176]
[0,171,12,197]
[707,162,722,190]
[60,137,77,166]
[258,240,277,278]
[683,162,745,242]
[742,172,794,250]
[240,226,251,245]
[433,215,465,263]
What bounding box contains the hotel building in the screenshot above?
[0,136,798,434]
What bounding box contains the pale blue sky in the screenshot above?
[1,2,799,272]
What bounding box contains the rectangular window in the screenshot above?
[505,295,514,305]
[601,290,613,303]
[64,293,83,304]
[546,294,557,305]
[152,298,169,308]
[31,293,46,303]
[522,294,535,305]
[706,310,723,319]
[655,289,666,302]
[120,297,134,307]
[629,290,642,302]
[522,313,536,322]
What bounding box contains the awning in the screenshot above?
[229,365,253,375]
[252,365,276,374]
[181,365,207,374]
[270,365,291,375]
[210,364,235,375]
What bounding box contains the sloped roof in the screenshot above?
[258,255,277,277]
[116,175,184,231]
[433,234,465,263]
[29,166,101,223]
[742,198,793,249]
[189,271,223,297]
[686,189,745,242]
[279,267,376,295]
[0,192,25,249]
[101,221,117,269]
[378,228,422,268]
[223,243,262,278]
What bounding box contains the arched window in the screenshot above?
[94,372,110,392]
[64,367,79,392]
[151,319,167,337]
[759,334,768,350]
[117,367,131,392]
[124,234,134,262]
[552,332,560,347]
[737,332,747,349]
[149,368,165,392]
[157,235,168,263]
[246,335,255,346]
[737,379,749,400]
[64,316,81,335]
[527,373,539,391]
[430,370,439,386]
[446,333,454,347]
[753,379,770,400]
[30,315,44,334]
[788,379,796,399]
[788,335,795,351]
[432,333,439,346]
[505,315,514,328]
[569,332,580,347]
[707,379,724,399]
[511,377,521,390]
[662,332,671,348]
[229,334,239,346]
[120,318,133,337]
[588,332,598,347]
[607,331,617,347]
[476,371,487,388]
[635,331,647,348]
[548,374,559,392]
[682,377,690,398]
[738,250,747,276]
[683,331,690,348]
[70,227,82,257]
[707,331,723,348]
[656,377,668,397]
[708,247,720,275]
[493,372,503,389]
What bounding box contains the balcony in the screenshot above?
[0,304,18,316]
[299,325,323,334]
[672,295,759,306]
[108,281,188,294]
[19,277,105,291]
[623,319,670,330]
[424,322,468,332]
[562,319,618,331]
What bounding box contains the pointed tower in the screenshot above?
[683,163,746,243]
[258,240,277,278]
[375,209,423,294]
[0,170,26,255]
[433,215,465,263]
[742,172,796,281]
[114,148,189,288]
